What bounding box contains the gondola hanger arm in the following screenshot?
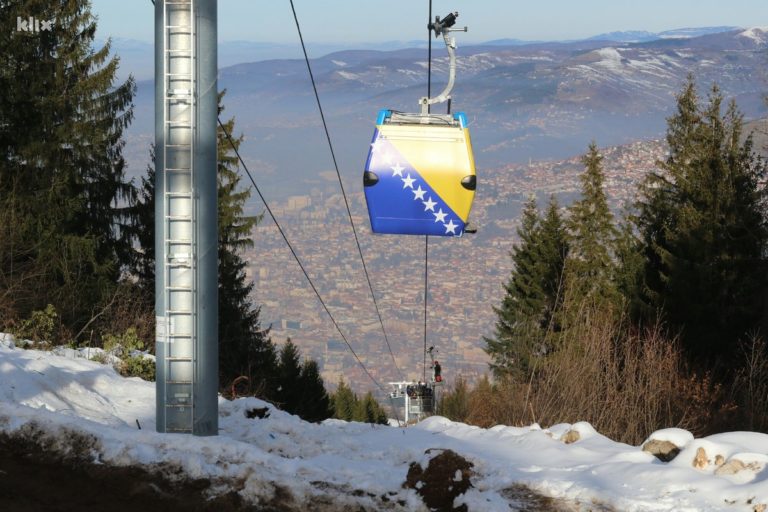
[419,11,468,115]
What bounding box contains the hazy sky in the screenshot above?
[90,0,766,44]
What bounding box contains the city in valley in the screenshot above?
[242,139,668,395]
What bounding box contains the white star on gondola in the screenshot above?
[412,185,426,200]
[444,219,458,235]
[391,163,405,177]
[402,173,416,189]
[370,138,384,154]
[423,197,437,212]
[433,208,448,223]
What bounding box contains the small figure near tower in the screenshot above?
[433,360,442,383]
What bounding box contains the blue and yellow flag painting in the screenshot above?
[363,111,476,237]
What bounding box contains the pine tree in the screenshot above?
[296,360,332,423]
[329,379,387,424]
[566,142,618,303]
[0,0,136,333]
[128,148,156,292]
[274,339,333,422]
[537,196,570,326]
[484,196,568,378]
[275,339,303,413]
[331,377,356,421]
[484,198,542,376]
[636,76,701,317]
[215,93,275,396]
[354,392,388,425]
[613,215,645,318]
[636,77,768,365]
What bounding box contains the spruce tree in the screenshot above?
[329,379,387,424]
[296,360,332,423]
[613,215,645,318]
[484,198,542,376]
[354,392,388,425]
[636,77,768,365]
[128,149,156,292]
[331,377,356,421]
[215,93,275,396]
[636,77,700,317]
[566,142,618,303]
[0,0,136,333]
[275,339,303,413]
[537,196,570,327]
[485,196,568,378]
[272,339,332,421]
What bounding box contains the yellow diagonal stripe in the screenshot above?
[379,124,475,222]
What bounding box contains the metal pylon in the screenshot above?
[161,0,196,433]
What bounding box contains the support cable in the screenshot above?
[423,237,429,383]
[288,0,404,383]
[218,117,387,393]
[423,0,433,383]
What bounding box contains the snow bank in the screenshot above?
[2,341,768,510]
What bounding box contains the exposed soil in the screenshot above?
[404,448,474,512]
[0,424,602,511]
[0,432,260,512]
[503,484,616,512]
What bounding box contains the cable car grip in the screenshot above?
[420,11,468,116]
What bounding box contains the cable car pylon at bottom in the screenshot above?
[363,12,476,237]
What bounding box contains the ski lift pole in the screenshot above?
[419,12,468,115]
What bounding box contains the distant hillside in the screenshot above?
[587,26,739,43]
[744,117,768,157]
[124,27,768,201]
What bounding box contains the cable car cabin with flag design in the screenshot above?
[362,11,475,238]
[363,110,476,237]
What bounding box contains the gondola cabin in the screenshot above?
[389,379,443,424]
[363,110,476,237]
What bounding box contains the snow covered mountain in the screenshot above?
[586,26,741,42]
[220,26,768,164]
[123,26,768,195]
[2,338,768,511]
[587,30,659,43]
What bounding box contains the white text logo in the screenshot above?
[16,17,54,33]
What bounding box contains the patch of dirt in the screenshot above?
[246,407,271,419]
[0,423,412,512]
[0,422,614,511]
[404,448,474,512]
[503,484,616,512]
[0,427,267,512]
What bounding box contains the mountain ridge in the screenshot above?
[123,26,768,200]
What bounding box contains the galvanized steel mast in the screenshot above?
[155,0,218,436]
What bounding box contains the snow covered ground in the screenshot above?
[1,337,767,511]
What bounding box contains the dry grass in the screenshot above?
[444,299,733,445]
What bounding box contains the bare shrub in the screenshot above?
[464,376,506,428]
[12,304,58,347]
[732,336,768,432]
[469,298,728,444]
[89,282,154,353]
